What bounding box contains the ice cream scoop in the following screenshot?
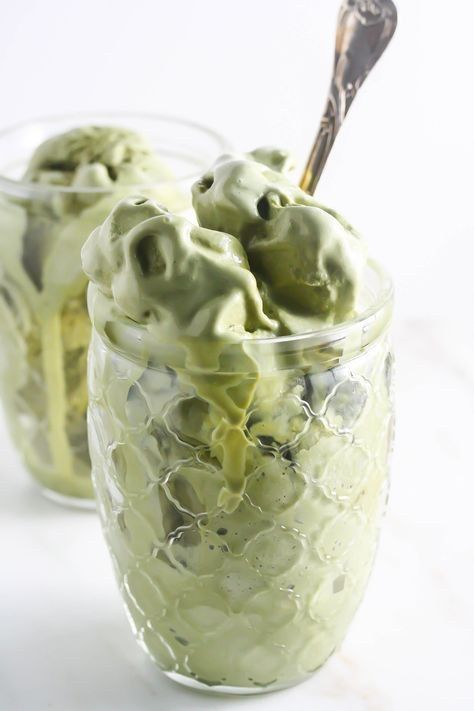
[248,204,366,321]
[192,151,366,325]
[83,195,275,340]
[192,148,312,245]
[24,125,173,190]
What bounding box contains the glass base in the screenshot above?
[164,671,300,696]
[41,488,96,510]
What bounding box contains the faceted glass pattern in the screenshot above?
[88,324,394,693]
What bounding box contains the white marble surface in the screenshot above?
[1,316,473,711]
[1,0,474,708]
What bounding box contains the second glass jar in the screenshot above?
[0,113,229,504]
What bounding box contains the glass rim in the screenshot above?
[0,111,230,196]
[91,258,393,372]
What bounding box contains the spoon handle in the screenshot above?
[300,0,398,195]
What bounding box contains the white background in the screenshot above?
[0,1,473,709]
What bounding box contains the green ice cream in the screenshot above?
[0,125,182,498]
[82,195,274,338]
[192,150,366,328]
[84,149,393,689]
[24,126,174,189]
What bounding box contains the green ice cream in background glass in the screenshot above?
[84,150,394,693]
[0,114,229,505]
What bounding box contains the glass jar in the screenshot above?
[87,259,394,693]
[0,113,229,506]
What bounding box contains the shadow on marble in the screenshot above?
[0,463,95,520]
[4,599,306,710]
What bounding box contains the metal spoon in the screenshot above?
[300,0,398,194]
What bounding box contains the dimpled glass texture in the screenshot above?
[87,263,394,694]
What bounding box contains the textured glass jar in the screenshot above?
[0,113,229,506]
[87,260,394,694]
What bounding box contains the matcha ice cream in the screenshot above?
[192,150,366,328]
[84,149,394,690]
[0,124,184,499]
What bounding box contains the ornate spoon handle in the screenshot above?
[300,0,398,195]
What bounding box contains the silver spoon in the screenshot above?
[300,0,398,194]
